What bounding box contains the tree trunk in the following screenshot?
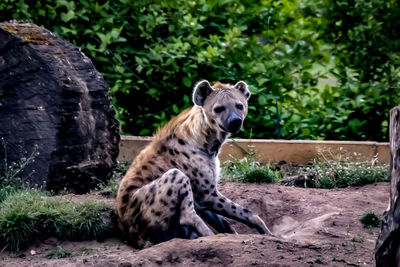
[0,22,120,193]
[376,106,400,266]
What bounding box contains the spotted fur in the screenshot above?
[116,80,271,248]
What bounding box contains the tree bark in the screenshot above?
[376,106,400,266]
[0,22,120,193]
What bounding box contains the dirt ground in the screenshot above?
[0,182,389,267]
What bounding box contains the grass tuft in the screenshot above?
[360,212,380,228]
[0,189,44,251]
[0,183,19,203]
[221,154,281,183]
[309,149,390,189]
[76,201,111,240]
[0,139,115,252]
[313,160,389,189]
[0,189,113,252]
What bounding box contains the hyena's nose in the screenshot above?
[228,115,242,132]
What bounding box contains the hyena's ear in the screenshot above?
[193,80,213,106]
[234,81,251,100]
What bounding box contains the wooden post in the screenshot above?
[376,106,400,266]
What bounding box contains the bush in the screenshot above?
[221,154,281,183]
[316,0,400,141]
[314,161,389,188]
[0,0,398,141]
[360,212,380,228]
[312,151,389,189]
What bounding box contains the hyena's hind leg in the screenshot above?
[129,168,213,246]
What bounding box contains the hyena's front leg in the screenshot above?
[198,209,237,234]
[203,191,272,235]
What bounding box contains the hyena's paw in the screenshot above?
[250,214,272,235]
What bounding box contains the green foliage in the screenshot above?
[360,212,380,228]
[0,0,399,141]
[0,139,113,252]
[45,246,71,259]
[222,155,281,183]
[316,0,400,141]
[0,189,44,251]
[0,190,40,252]
[243,169,281,183]
[0,188,113,252]
[314,160,389,189]
[0,184,18,203]
[312,151,389,189]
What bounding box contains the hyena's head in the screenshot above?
[193,80,251,133]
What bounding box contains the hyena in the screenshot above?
[116,80,271,248]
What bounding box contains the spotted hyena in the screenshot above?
[116,80,271,248]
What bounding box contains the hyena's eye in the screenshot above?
[214,106,225,113]
[236,103,243,110]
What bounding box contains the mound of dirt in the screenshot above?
[0,182,389,266]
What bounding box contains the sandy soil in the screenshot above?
[0,182,389,267]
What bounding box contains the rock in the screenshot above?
[0,22,120,193]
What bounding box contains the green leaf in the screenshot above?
[115,66,124,74]
[172,104,179,114]
[258,95,267,106]
[182,77,192,87]
[136,65,143,73]
[139,129,151,135]
[286,91,297,99]
[183,94,190,104]
[60,10,75,22]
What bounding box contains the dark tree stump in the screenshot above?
[376,106,400,266]
[0,22,120,193]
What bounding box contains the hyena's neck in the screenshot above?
[200,129,229,158]
[176,106,229,157]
